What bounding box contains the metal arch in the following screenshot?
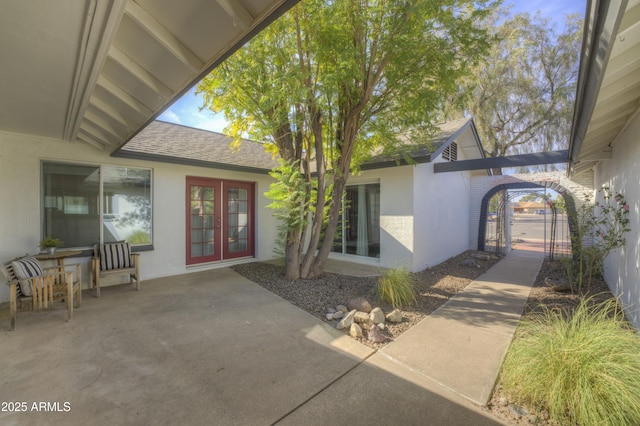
[478,181,577,256]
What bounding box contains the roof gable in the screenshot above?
[360,117,486,170]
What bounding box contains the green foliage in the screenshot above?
[376,268,417,309]
[564,188,631,292]
[264,159,310,257]
[198,0,494,277]
[448,9,583,164]
[40,237,63,249]
[127,230,151,245]
[501,298,640,425]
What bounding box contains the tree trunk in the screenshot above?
[284,235,301,279]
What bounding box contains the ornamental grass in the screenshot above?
[501,297,640,425]
[376,267,417,309]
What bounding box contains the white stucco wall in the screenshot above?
[341,167,415,270]
[413,160,473,271]
[593,112,640,329]
[0,132,279,302]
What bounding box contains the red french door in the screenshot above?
[186,177,254,265]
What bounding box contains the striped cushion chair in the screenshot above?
[91,242,140,297]
[1,255,81,331]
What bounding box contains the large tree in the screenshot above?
[448,9,582,166]
[198,0,493,278]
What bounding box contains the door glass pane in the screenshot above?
[203,187,214,200]
[190,184,215,259]
[204,242,215,256]
[226,185,251,255]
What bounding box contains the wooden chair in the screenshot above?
[1,256,81,331]
[92,242,140,297]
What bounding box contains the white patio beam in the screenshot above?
[124,1,204,73]
[89,96,138,132]
[108,46,173,100]
[216,0,254,29]
[96,75,154,118]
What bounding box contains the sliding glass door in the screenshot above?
[333,183,380,258]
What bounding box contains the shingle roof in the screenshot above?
[360,117,477,170]
[115,120,279,174]
[116,117,480,174]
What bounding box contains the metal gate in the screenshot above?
[484,189,570,259]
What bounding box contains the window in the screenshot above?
[42,162,152,248]
[442,142,458,161]
[332,183,380,258]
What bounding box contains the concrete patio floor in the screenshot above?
[0,266,500,426]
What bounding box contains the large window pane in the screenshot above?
[42,163,100,247]
[43,162,152,248]
[102,166,152,244]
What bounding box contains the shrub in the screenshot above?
[376,268,417,309]
[501,298,640,425]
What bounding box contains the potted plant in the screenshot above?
[40,237,64,255]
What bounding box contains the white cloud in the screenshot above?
[158,109,182,124]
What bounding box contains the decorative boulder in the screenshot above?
[354,311,373,326]
[350,323,363,338]
[347,297,372,313]
[369,307,385,325]
[336,310,356,330]
[326,313,334,320]
[336,305,349,314]
[368,324,386,343]
[332,311,344,320]
[459,258,478,268]
[386,309,403,323]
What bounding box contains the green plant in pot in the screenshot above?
[40,237,63,255]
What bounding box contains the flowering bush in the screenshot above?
[564,187,631,292]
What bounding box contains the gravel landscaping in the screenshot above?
[232,250,501,349]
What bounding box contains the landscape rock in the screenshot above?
[385,309,403,323]
[377,323,385,330]
[369,307,385,325]
[544,277,572,293]
[326,307,337,314]
[332,311,344,320]
[336,305,348,314]
[326,313,334,320]
[336,309,356,330]
[459,258,478,268]
[347,297,372,313]
[354,311,373,326]
[471,253,491,261]
[368,324,386,343]
[350,323,363,338]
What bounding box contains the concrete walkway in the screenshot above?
[381,250,544,406]
[0,251,542,425]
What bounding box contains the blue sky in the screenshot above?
[158,0,586,133]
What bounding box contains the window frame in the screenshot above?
[41,160,153,252]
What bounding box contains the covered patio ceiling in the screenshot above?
[569,0,640,176]
[0,0,298,153]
